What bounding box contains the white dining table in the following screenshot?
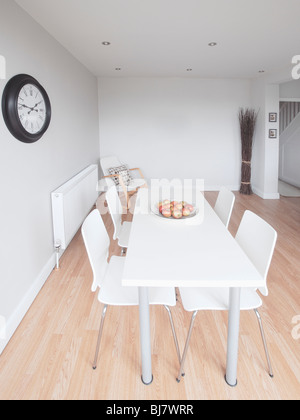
[122,188,264,387]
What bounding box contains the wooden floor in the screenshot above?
[0,191,299,400]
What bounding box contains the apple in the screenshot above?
[172,209,182,219]
[182,207,191,217]
[175,202,183,210]
[163,199,170,205]
[185,204,194,212]
[162,208,172,218]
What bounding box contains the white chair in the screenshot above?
[214,187,236,228]
[97,155,147,208]
[81,209,180,371]
[106,185,132,253]
[177,210,277,382]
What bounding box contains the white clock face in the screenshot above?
[17,84,47,134]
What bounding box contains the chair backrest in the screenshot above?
[106,186,123,240]
[81,209,110,292]
[214,187,235,228]
[100,155,122,176]
[235,210,277,296]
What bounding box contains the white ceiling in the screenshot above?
[14,0,300,79]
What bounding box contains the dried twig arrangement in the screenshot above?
[238,108,259,195]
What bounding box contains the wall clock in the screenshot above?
[2,74,51,143]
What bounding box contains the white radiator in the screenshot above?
[51,164,98,250]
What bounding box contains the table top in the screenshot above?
[122,190,264,289]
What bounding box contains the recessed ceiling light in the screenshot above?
[102,41,111,46]
[208,42,217,47]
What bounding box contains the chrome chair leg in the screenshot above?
[254,309,274,378]
[164,305,181,365]
[176,310,198,383]
[93,304,108,370]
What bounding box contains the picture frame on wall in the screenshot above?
[269,129,277,139]
[269,112,277,122]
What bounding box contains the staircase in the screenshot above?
[279,101,300,188]
[280,101,300,134]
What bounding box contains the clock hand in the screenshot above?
[18,103,32,109]
[30,101,43,113]
[28,108,38,114]
[33,100,43,108]
[18,103,39,114]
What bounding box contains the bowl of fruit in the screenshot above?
[152,199,197,219]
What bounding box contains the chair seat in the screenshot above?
[118,221,131,248]
[99,256,176,307]
[179,286,262,312]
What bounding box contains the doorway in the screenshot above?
[278,90,300,197]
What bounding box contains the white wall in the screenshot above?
[280,80,300,99]
[251,79,280,199]
[264,84,280,197]
[250,78,266,195]
[0,0,99,353]
[98,77,251,190]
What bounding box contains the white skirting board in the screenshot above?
[0,253,56,355]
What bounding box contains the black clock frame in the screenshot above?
[2,74,51,143]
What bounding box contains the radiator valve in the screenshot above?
[54,240,61,270]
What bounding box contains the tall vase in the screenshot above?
[240,160,252,195]
[238,108,258,195]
